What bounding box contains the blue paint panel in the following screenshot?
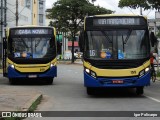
[84,71,150,88]
[7,66,57,79]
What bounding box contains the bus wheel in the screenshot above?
[9,78,16,85]
[46,78,54,85]
[136,87,144,95]
[87,87,95,95]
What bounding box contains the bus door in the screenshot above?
[3,37,7,77]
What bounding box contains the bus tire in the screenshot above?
[87,87,95,95]
[46,78,54,85]
[136,87,144,95]
[9,78,16,85]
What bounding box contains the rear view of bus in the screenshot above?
[79,15,156,95]
[3,26,57,84]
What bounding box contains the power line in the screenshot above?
[146,9,152,16]
[7,8,15,15]
[127,7,135,15]
[7,0,22,6]
[6,2,16,6]
[18,6,26,16]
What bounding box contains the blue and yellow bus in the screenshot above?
[3,26,57,84]
[79,14,157,95]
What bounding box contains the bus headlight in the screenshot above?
[85,68,90,74]
[139,70,145,78]
[85,68,97,78]
[10,64,15,69]
[50,64,54,68]
[145,67,149,72]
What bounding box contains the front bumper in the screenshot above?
[84,71,150,87]
[7,66,57,79]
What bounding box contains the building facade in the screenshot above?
[31,0,46,26]
[7,0,32,27]
[7,0,46,27]
[148,12,160,35]
[1,0,46,39]
[0,0,46,58]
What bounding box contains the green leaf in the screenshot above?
[118,0,160,10]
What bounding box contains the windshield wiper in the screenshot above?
[18,38,29,48]
[121,30,132,52]
[35,39,41,47]
[124,29,132,44]
[101,31,112,43]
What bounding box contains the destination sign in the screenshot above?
[11,29,53,35]
[93,18,141,26]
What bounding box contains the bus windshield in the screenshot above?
[85,29,150,60]
[10,37,55,59]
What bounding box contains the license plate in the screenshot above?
[28,75,37,78]
[112,80,124,84]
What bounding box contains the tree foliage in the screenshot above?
[118,0,160,10]
[48,0,113,32]
[47,0,113,63]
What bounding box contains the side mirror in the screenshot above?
[79,30,84,52]
[150,32,157,47]
[3,37,7,49]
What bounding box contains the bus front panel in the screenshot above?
[83,60,150,87]
[83,16,150,89]
[6,27,57,79]
[7,58,57,79]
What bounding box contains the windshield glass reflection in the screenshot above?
[85,30,150,60]
[11,37,55,59]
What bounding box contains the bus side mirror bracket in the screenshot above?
[3,37,7,49]
[150,32,157,47]
[79,30,84,52]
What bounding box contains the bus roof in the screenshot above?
[8,25,55,29]
[86,14,147,19]
[6,26,56,37]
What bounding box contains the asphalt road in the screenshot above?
[1,64,160,120]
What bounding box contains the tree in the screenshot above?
[118,0,160,10]
[47,0,113,63]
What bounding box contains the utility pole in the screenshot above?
[4,0,7,36]
[1,0,3,43]
[16,0,18,26]
[140,7,142,15]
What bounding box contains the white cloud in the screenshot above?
[46,0,57,8]
[46,0,155,19]
[94,0,155,19]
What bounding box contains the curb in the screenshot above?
[57,60,83,65]
[22,93,43,111]
[156,77,160,81]
[0,94,43,120]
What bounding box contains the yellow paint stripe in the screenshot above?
[84,60,150,77]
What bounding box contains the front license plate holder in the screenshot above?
[28,75,37,78]
[112,80,124,84]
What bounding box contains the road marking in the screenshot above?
[145,95,160,103]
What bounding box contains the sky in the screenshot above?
[46,0,155,19]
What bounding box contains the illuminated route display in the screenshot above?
[93,18,140,25]
[10,28,53,35]
[85,17,147,28]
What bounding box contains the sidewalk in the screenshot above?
[0,86,42,118]
[58,59,83,65]
[156,77,160,81]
